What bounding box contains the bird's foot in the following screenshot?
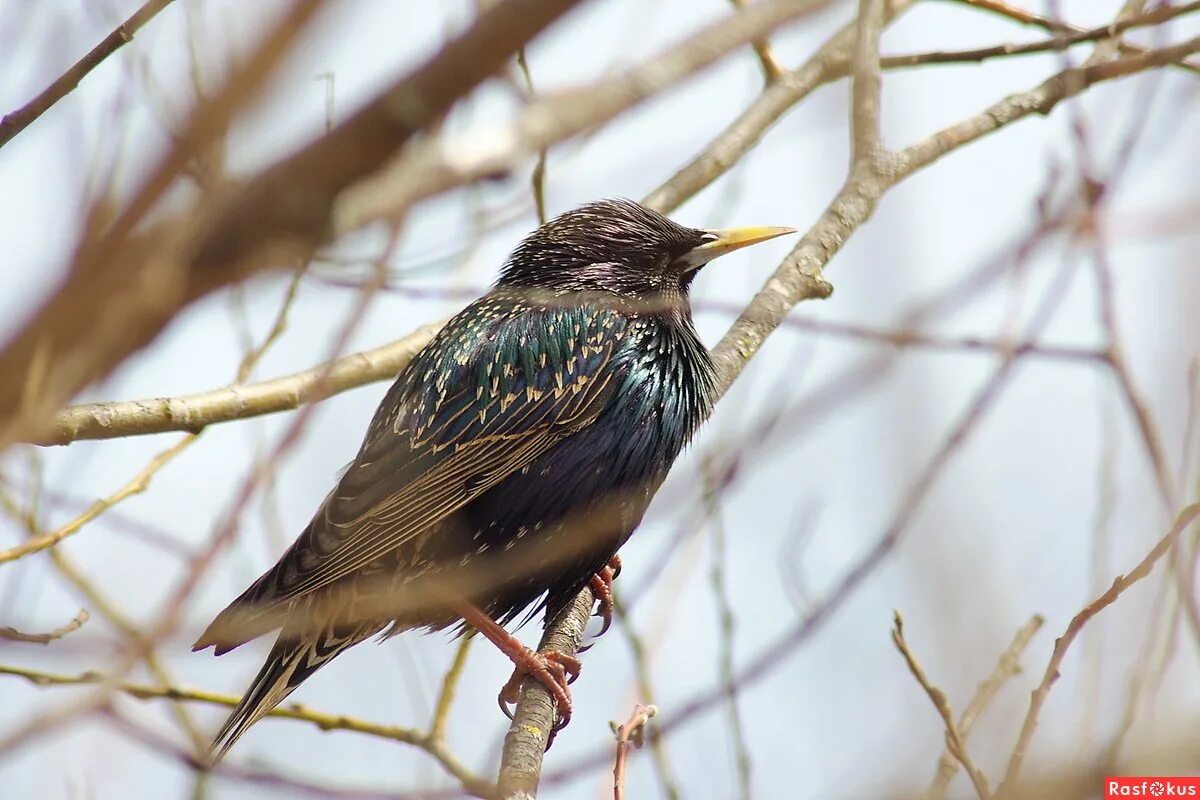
[448,597,581,737]
[498,648,581,733]
[589,554,622,636]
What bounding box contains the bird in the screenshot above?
[193,198,794,759]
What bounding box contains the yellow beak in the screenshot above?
[675,226,798,270]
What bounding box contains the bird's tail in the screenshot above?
[208,620,380,761]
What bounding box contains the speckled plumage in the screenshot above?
[195,200,734,757]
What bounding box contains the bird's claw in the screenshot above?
[497,648,581,734]
[589,555,622,636]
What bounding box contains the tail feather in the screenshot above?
[207,622,381,761]
[209,638,307,761]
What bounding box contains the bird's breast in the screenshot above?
[466,315,713,540]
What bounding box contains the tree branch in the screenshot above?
[0,609,89,645]
[496,589,594,798]
[644,0,907,213]
[997,502,1200,797]
[953,0,1200,75]
[0,0,583,451]
[709,31,1200,393]
[0,663,492,797]
[892,611,993,800]
[850,0,886,163]
[729,0,786,82]
[536,34,1200,794]
[333,0,834,233]
[612,703,658,800]
[0,0,177,149]
[928,614,1044,800]
[35,322,442,446]
[882,1,1200,69]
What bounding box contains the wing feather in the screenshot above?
[195,299,626,650]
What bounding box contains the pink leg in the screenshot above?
[450,599,580,731]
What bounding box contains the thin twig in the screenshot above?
[106,705,478,800]
[953,0,1200,73]
[610,591,683,800]
[0,485,209,751]
[927,614,1044,800]
[430,637,473,743]
[0,434,195,563]
[0,663,493,797]
[892,612,992,800]
[611,703,657,800]
[0,609,89,645]
[515,48,549,225]
[997,502,1200,797]
[884,1,1200,69]
[704,459,753,800]
[729,0,786,81]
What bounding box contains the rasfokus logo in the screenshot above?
[1105,777,1200,797]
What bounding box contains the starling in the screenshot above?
[193,199,794,758]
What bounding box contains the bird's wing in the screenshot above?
[195,300,627,650]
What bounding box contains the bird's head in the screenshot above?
[497,199,795,312]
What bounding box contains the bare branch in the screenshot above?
[892,611,992,800]
[0,0,581,451]
[645,0,917,213]
[0,663,492,796]
[997,502,1200,797]
[36,322,442,446]
[336,0,836,232]
[612,704,658,800]
[0,609,89,645]
[953,0,1200,75]
[0,0,177,149]
[882,1,1200,70]
[430,637,473,744]
[709,33,1200,393]
[850,0,886,163]
[497,589,594,798]
[928,615,1045,800]
[0,435,194,562]
[729,0,786,82]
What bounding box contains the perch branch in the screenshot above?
[496,589,595,798]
